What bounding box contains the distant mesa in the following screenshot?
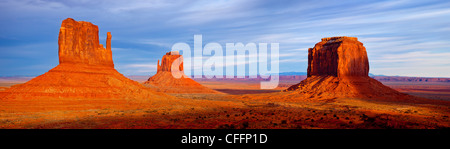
[157,51,185,78]
[0,18,164,100]
[144,51,219,94]
[284,36,415,101]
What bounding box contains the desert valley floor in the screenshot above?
[0,77,449,129]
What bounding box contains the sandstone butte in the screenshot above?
[144,51,218,93]
[282,36,436,103]
[0,18,165,100]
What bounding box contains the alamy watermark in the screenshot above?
[170,34,279,89]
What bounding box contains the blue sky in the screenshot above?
[0,0,449,77]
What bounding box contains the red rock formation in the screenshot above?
[0,18,165,100]
[285,37,416,102]
[307,37,369,77]
[157,51,183,73]
[144,51,218,93]
[58,18,113,67]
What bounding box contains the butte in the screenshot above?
[0,18,164,100]
[241,36,441,104]
[143,51,218,94]
[283,37,438,103]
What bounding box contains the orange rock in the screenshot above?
[307,37,369,77]
[58,18,113,67]
[157,51,183,73]
[0,18,165,100]
[144,51,218,94]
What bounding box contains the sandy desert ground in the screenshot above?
[0,78,448,129]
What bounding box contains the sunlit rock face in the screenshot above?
[307,37,369,77]
[157,51,184,76]
[58,18,113,67]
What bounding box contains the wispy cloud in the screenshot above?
[116,63,157,74]
[1,0,450,77]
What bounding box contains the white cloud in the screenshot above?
[124,63,157,69]
[2,0,450,77]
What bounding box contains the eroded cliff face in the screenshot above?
[58,18,113,67]
[307,37,369,77]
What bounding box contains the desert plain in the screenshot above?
[0,73,449,129]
